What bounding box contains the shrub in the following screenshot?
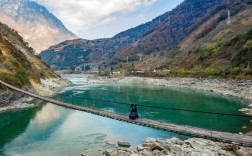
[97,70,111,77]
[244,69,252,75]
[3,60,13,69]
[230,67,243,75]
[14,66,29,87]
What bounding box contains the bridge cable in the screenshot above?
[53,92,252,118]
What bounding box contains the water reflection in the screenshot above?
[0,74,251,155]
[2,104,183,156]
[0,107,38,155]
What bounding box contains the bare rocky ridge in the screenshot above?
[0,1,78,54]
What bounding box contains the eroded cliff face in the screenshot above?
[0,1,78,54]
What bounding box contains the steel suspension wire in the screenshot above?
[0,79,250,118]
[53,92,252,118]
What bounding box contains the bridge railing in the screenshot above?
[49,92,252,134]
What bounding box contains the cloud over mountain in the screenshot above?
[40,0,157,37]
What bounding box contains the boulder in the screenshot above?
[162,144,172,151]
[239,108,250,112]
[102,137,252,156]
[246,131,252,136]
[142,149,152,155]
[102,149,114,156]
[129,154,141,156]
[169,145,184,155]
[166,137,184,145]
[218,150,236,156]
[156,139,163,144]
[152,149,161,155]
[221,144,235,151]
[199,149,217,156]
[145,137,156,143]
[235,147,252,156]
[118,141,131,148]
[117,150,131,156]
[119,148,132,153]
[149,142,164,151]
[142,143,153,147]
[242,126,247,129]
[136,145,144,151]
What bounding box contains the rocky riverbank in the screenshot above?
[86,76,252,103]
[0,77,70,112]
[86,75,252,117]
[31,77,71,96]
[102,137,252,156]
[0,97,35,112]
[0,90,35,112]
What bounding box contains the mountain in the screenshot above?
[135,0,252,71]
[114,0,222,59]
[0,1,78,54]
[0,21,57,90]
[167,7,252,70]
[39,0,252,72]
[39,21,155,70]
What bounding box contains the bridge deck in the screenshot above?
[1,80,252,147]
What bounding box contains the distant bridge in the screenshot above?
[0,80,252,147]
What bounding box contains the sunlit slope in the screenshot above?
[0,22,57,89]
[39,0,252,73]
[0,1,78,54]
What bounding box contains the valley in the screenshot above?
[0,0,252,156]
[0,74,251,156]
[39,0,252,80]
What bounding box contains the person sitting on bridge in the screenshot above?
[129,104,138,120]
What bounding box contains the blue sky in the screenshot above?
[42,0,184,39]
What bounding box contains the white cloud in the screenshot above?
[40,0,157,37]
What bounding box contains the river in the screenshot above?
[0,74,251,156]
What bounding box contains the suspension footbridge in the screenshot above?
[0,80,252,147]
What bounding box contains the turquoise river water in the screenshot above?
[0,74,251,156]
